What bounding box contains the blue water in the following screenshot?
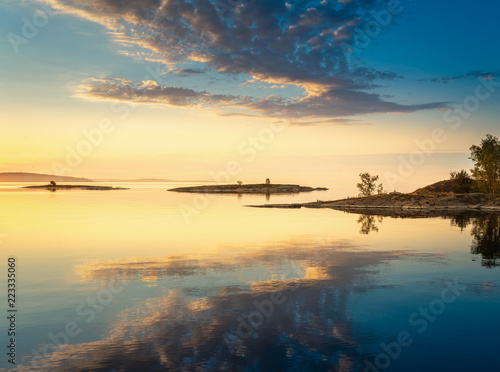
[0,184,499,371]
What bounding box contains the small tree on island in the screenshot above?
[357,173,384,196]
[50,180,57,187]
[470,134,500,194]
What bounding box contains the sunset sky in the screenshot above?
[1,0,499,191]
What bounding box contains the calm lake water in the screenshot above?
[0,183,499,371]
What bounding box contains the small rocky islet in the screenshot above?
[23,184,129,191]
[168,183,328,194]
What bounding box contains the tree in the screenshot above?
[470,134,500,194]
[50,180,57,187]
[377,183,386,195]
[357,173,383,196]
[450,170,473,193]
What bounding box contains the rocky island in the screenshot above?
[248,177,500,215]
[168,183,328,194]
[23,184,129,191]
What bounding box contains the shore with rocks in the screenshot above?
[248,192,500,214]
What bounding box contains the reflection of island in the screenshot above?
[450,215,500,268]
[21,239,442,371]
[357,215,383,234]
[470,216,500,268]
[450,215,473,232]
[353,213,500,267]
[352,212,500,268]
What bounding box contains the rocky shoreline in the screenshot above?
[168,184,328,194]
[248,193,500,214]
[23,185,129,190]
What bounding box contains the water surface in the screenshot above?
[0,183,499,371]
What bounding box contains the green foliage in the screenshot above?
[470,134,500,194]
[357,172,384,196]
[449,169,474,193]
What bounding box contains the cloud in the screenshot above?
[44,0,446,120]
[176,68,206,74]
[78,77,445,118]
[420,70,499,83]
[77,78,240,107]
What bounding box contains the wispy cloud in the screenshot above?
[44,0,446,121]
[419,70,499,83]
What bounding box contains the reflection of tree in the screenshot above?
[470,216,500,268]
[357,214,383,234]
[450,215,473,231]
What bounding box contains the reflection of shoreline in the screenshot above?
[21,239,444,371]
[340,208,500,219]
[353,212,500,268]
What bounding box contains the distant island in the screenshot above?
[0,172,207,183]
[0,172,93,182]
[168,183,328,194]
[96,178,210,182]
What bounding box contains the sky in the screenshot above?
[1,0,499,192]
